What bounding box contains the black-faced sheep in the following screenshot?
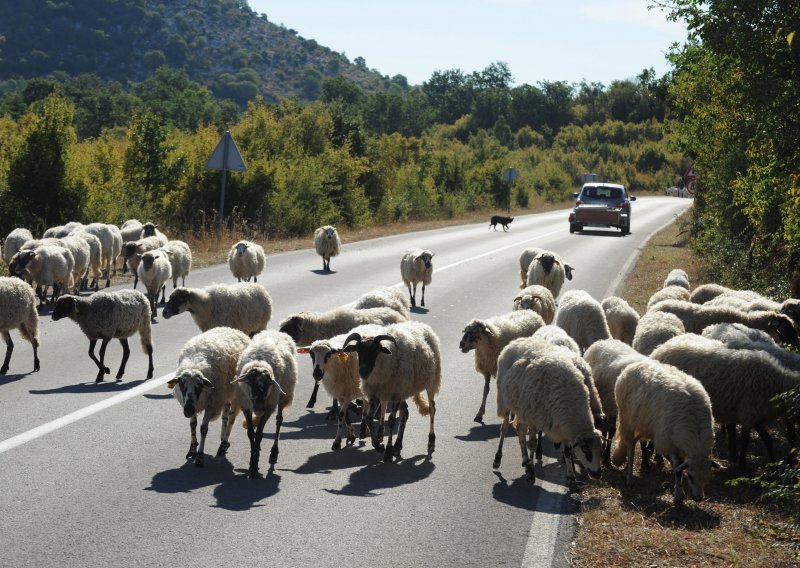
[234,330,298,477]
[512,284,556,324]
[2,228,33,266]
[122,235,168,289]
[525,251,574,298]
[611,358,720,506]
[0,277,40,375]
[162,283,272,337]
[228,240,266,283]
[167,327,250,467]
[314,225,341,272]
[400,248,434,308]
[11,245,75,305]
[52,290,154,383]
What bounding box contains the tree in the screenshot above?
[422,69,473,125]
[123,110,176,214]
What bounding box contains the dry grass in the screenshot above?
[569,210,800,567]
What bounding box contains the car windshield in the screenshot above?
[584,187,622,199]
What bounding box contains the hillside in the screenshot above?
[0,0,401,103]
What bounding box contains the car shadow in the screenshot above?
[573,229,629,237]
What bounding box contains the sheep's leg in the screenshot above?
[516,421,534,482]
[724,424,738,463]
[133,274,138,289]
[345,405,356,446]
[602,416,616,466]
[0,331,13,375]
[754,423,777,464]
[420,283,426,307]
[372,401,386,453]
[242,410,259,477]
[407,283,416,307]
[194,409,214,467]
[625,438,636,486]
[159,284,166,305]
[306,381,320,408]
[392,401,410,459]
[268,404,283,465]
[186,415,198,459]
[427,397,436,455]
[494,413,511,469]
[640,440,653,471]
[383,401,400,462]
[474,373,491,423]
[88,339,111,382]
[333,398,347,451]
[325,398,339,421]
[115,338,130,381]
[534,430,543,461]
[216,402,233,456]
[145,343,154,380]
[564,445,579,491]
[668,453,685,506]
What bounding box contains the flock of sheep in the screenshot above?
[3,221,800,504]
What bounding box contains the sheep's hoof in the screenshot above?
[526,464,536,483]
[568,479,579,492]
[194,454,205,468]
[324,408,337,421]
[382,448,393,463]
[0,365,8,375]
[493,453,503,469]
[268,447,279,464]
[346,433,356,446]
[427,433,436,454]
[216,441,230,456]
[248,467,259,479]
[332,439,342,451]
[95,376,105,383]
[185,447,197,460]
[373,442,385,453]
[473,413,484,423]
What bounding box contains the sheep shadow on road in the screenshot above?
[454,423,498,442]
[0,371,35,386]
[410,306,429,315]
[491,461,575,514]
[323,453,436,497]
[29,378,147,395]
[309,269,336,276]
[293,445,381,475]
[147,457,235,495]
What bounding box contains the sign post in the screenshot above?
[205,131,247,235]
[503,167,518,213]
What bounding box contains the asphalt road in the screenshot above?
[0,196,692,568]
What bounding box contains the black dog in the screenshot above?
[489,215,514,231]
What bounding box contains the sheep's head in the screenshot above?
[417,251,434,269]
[52,295,80,321]
[278,314,306,342]
[168,370,214,418]
[163,287,192,319]
[233,241,249,256]
[780,299,800,330]
[8,250,35,277]
[459,320,491,352]
[142,222,157,237]
[140,251,159,271]
[766,313,800,346]
[342,332,396,380]
[324,226,336,239]
[233,362,285,416]
[674,455,722,504]
[571,430,604,480]
[122,242,139,265]
[297,341,337,381]
[536,253,557,274]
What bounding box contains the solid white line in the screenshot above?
[0,372,174,455]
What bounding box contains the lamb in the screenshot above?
[525,251,575,298]
[651,300,799,345]
[631,310,686,355]
[11,245,75,305]
[167,327,250,467]
[554,289,611,352]
[493,337,603,490]
[583,339,647,463]
[601,296,640,345]
[611,358,720,505]
[162,282,272,337]
[458,310,546,423]
[314,225,341,272]
[278,306,406,347]
[512,284,556,324]
[160,240,192,288]
[646,285,691,311]
[663,268,690,290]
[137,249,172,315]
[0,277,41,375]
[352,286,411,319]
[2,228,33,266]
[400,248,434,308]
[228,240,266,283]
[122,235,169,289]
[340,320,442,462]
[234,329,298,477]
[651,334,800,469]
[51,289,154,383]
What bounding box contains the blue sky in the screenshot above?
[248,0,689,87]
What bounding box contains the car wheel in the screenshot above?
[569,223,576,233]
[621,224,630,236]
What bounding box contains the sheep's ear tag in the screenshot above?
[336,352,349,362]
[296,347,311,354]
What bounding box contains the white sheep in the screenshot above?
[107,224,122,276]
[518,248,544,289]
[137,249,172,315]
[278,306,406,347]
[458,310,545,423]
[646,285,691,311]
[2,228,34,266]
[554,289,611,352]
[601,296,640,345]
[313,225,341,272]
[68,230,103,290]
[702,322,800,373]
[60,235,91,293]
[631,310,686,355]
[352,286,411,319]
[160,240,192,288]
[234,329,298,477]
[82,222,115,286]
[611,358,720,505]
[400,248,434,308]
[663,268,690,290]
[493,337,603,490]
[340,320,442,462]
[167,327,251,467]
[43,222,83,238]
[228,240,266,283]
[689,283,762,304]
[525,251,575,298]
[651,333,800,469]
[0,276,41,375]
[120,219,144,245]
[10,245,75,305]
[51,289,154,383]
[122,235,168,289]
[651,299,799,345]
[162,282,272,337]
[512,284,556,324]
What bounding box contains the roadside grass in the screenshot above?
[569,210,800,567]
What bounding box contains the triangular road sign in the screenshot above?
[205,131,247,171]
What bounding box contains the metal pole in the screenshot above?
[218,132,230,235]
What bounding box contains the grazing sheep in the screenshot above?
[512,284,556,324]
[162,283,272,337]
[646,285,691,311]
[234,330,298,477]
[0,277,40,375]
[583,339,647,464]
[278,306,406,347]
[555,289,612,352]
[82,223,115,286]
[663,268,690,290]
[352,286,411,319]
[601,296,640,345]
[137,249,172,314]
[611,358,719,505]
[518,248,545,288]
[689,283,762,305]
[632,310,686,356]
[11,245,75,305]
[51,290,154,383]
[340,320,442,462]
[313,225,341,272]
[167,327,250,467]
[228,240,266,283]
[160,240,192,288]
[458,310,546,423]
[651,300,799,345]
[122,236,168,289]
[2,228,34,266]
[651,334,800,469]
[400,248,434,308]
[493,337,603,490]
